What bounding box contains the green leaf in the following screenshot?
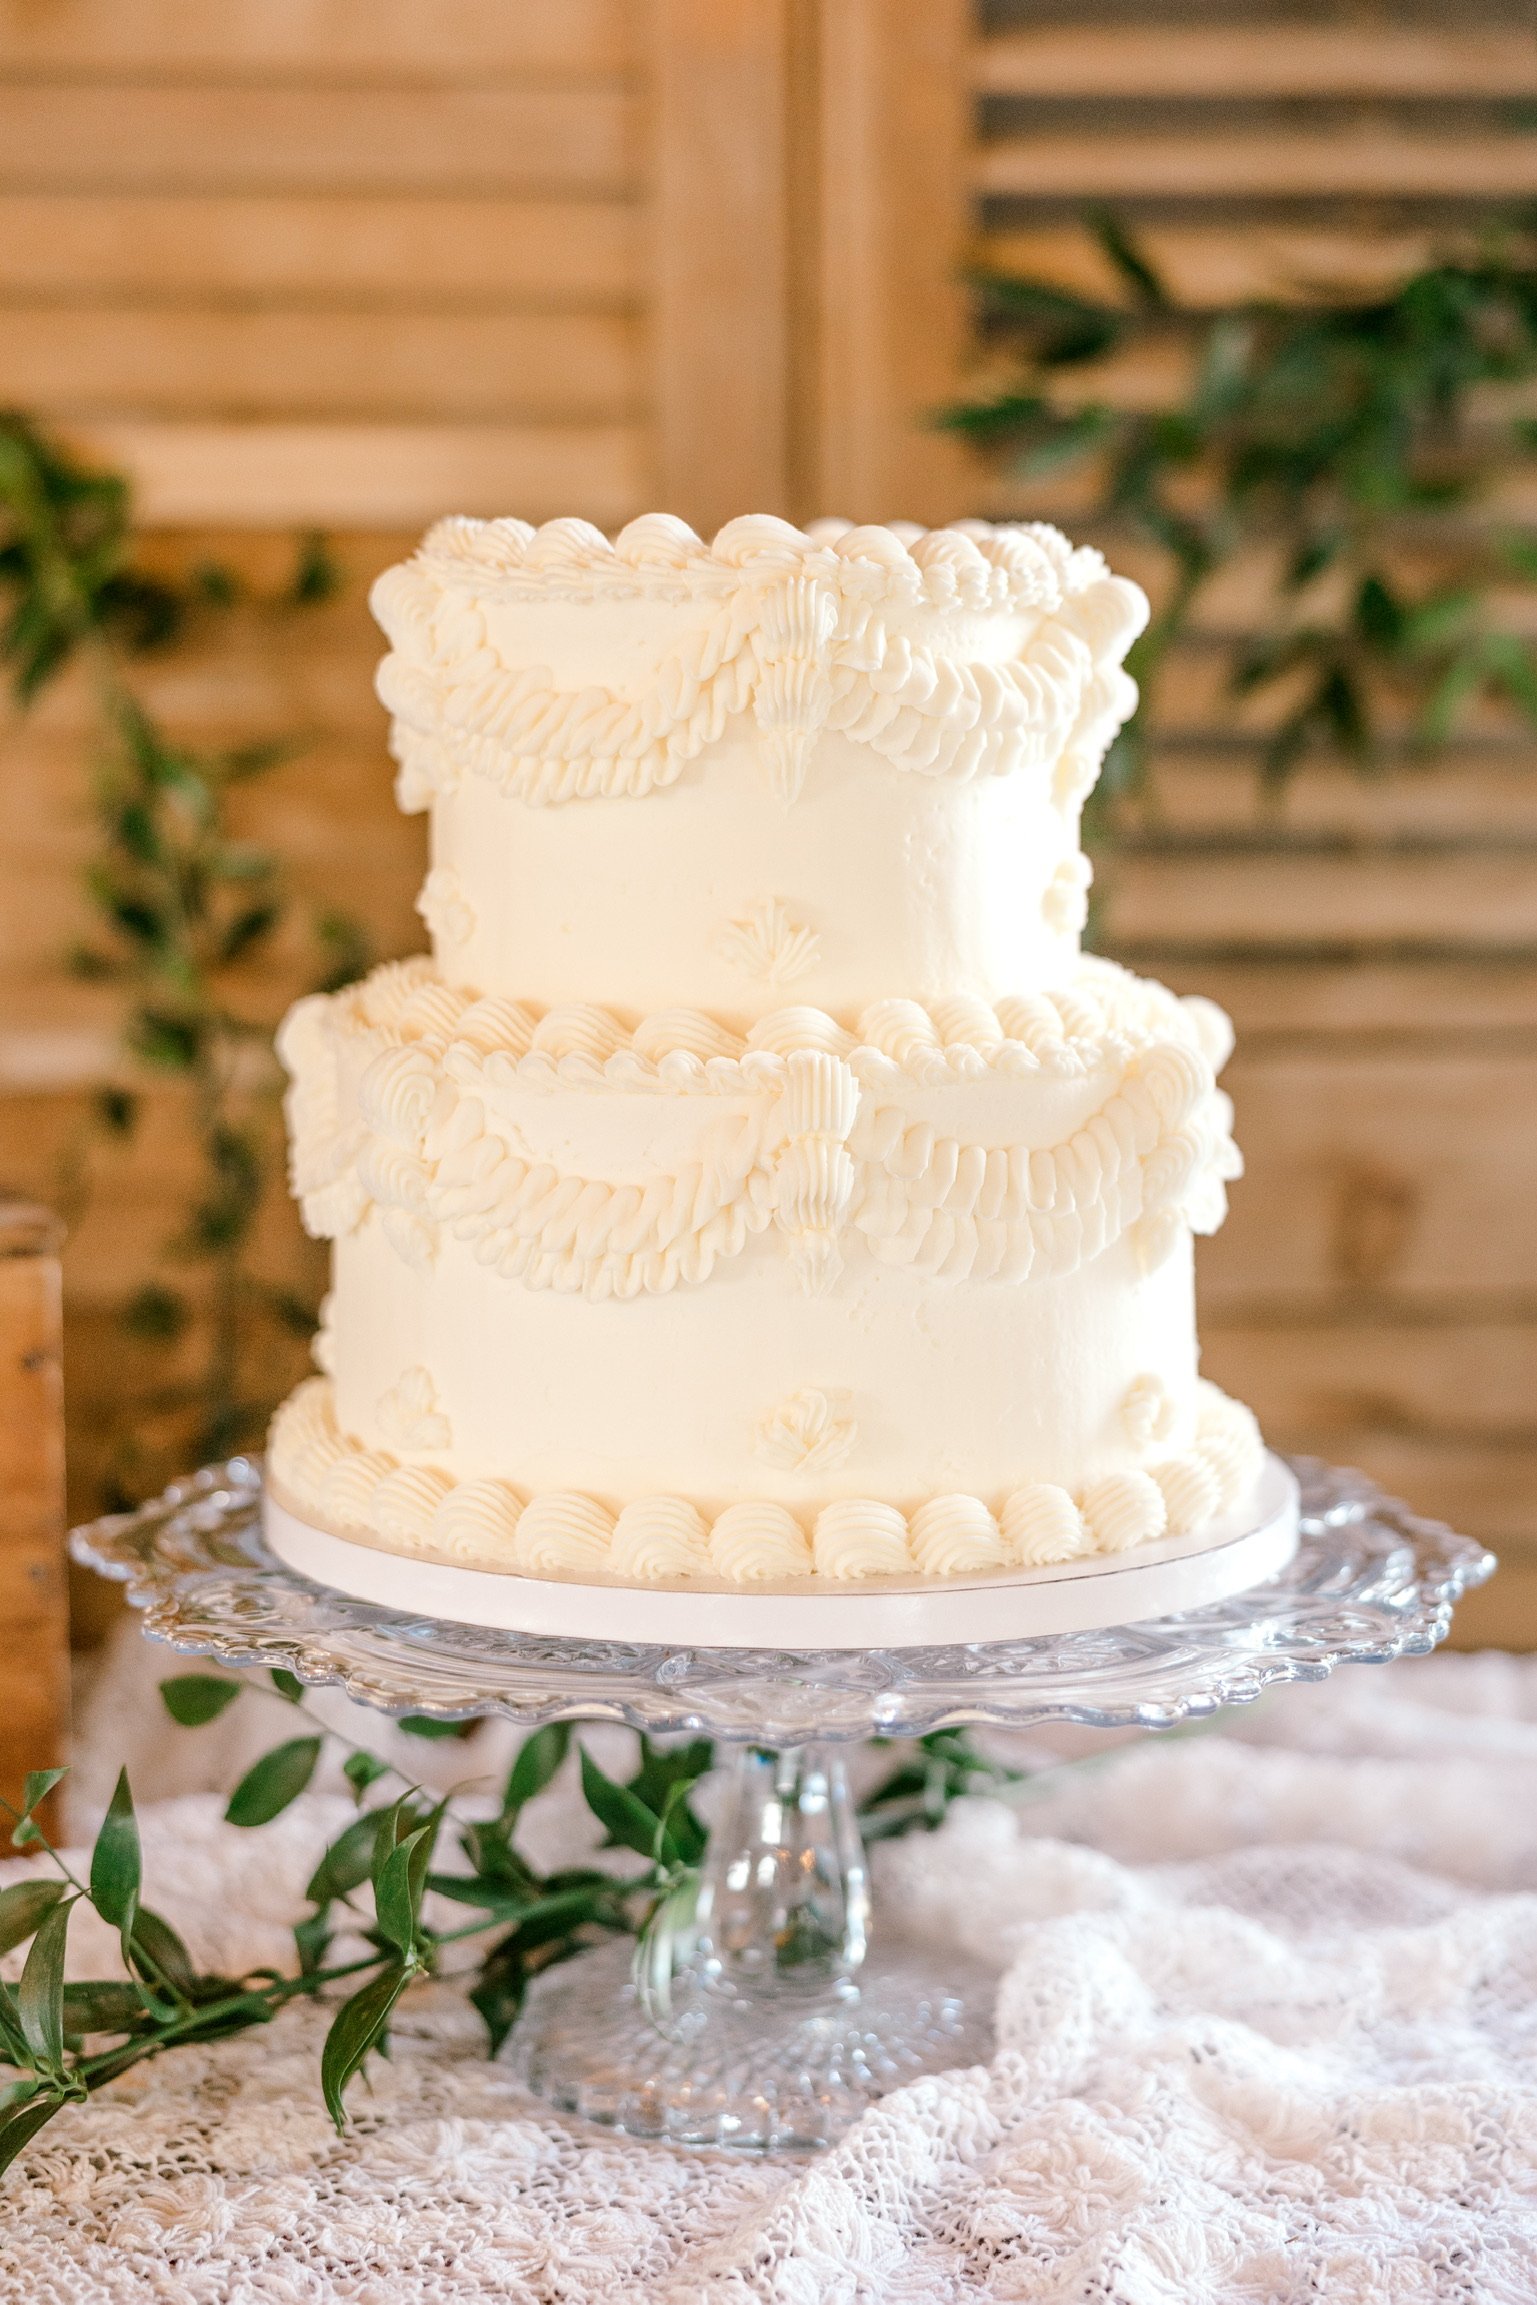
[424,1872,535,1918]
[1355,573,1405,652]
[0,1880,65,1959]
[129,1907,198,2003]
[130,1009,202,1072]
[633,1867,702,2026]
[468,1945,527,2055]
[89,1770,140,1939]
[20,1768,67,1819]
[285,530,341,608]
[61,1980,150,2036]
[626,1736,713,1815]
[66,944,118,983]
[1480,630,1537,724]
[305,1808,387,1907]
[320,1964,408,2131]
[312,908,373,995]
[217,901,281,964]
[655,1779,708,1868]
[1418,650,1484,747]
[293,1908,332,1976]
[18,1896,71,2069]
[396,1715,474,1741]
[458,1818,538,1895]
[123,1284,190,1343]
[159,1674,241,1726]
[92,1085,137,1135]
[1088,206,1169,308]
[224,1736,322,1828]
[0,1981,29,2066]
[0,2092,68,2180]
[269,1669,303,1704]
[501,1723,570,1819]
[579,1749,666,1865]
[372,1807,443,1959]
[433,1879,624,1938]
[343,1750,390,1803]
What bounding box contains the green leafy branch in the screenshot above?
[942,210,1537,830]
[0,414,366,1493]
[0,1676,1022,2178]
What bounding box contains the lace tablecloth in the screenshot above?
[8,1645,1537,2302]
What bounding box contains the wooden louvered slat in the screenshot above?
[1103,847,1537,956]
[61,420,650,526]
[978,225,1479,309]
[975,133,1537,205]
[0,308,638,420]
[0,0,632,77]
[0,195,638,302]
[974,27,1537,101]
[0,84,636,194]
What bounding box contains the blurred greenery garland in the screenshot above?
[942,211,1537,840]
[0,1685,1020,2175]
[0,415,366,1494]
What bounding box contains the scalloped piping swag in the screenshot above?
[268,1375,1266,1586]
[370,514,1149,813]
[277,959,1242,1302]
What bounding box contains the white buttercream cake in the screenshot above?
[268,512,1264,1589]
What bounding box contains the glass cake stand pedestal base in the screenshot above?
[514,1744,993,2151]
[72,1457,1494,2155]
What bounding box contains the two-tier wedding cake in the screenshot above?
[267,513,1275,1624]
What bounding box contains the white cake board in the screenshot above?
[263,1454,1299,1653]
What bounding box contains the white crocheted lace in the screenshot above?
[6,1650,1537,2301]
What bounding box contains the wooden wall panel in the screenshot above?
[0,0,650,527]
[966,0,1537,1639]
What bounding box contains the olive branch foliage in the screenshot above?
[941,210,1537,843]
[0,414,365,1497]
[0,1678,1018,2176]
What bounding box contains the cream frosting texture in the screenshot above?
[278,955,1241,1303]
[373,513,1146,812]
[269,1373,1264,1586]
[268,510,1268,1592]
[369,514,1149,1020]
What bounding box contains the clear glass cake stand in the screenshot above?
[72,1456,1493,2154]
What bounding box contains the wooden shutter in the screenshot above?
[968,2,1537,1622]
[0,0,648,525]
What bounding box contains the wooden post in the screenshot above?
[649,0,794,531]
[0,1204,70,1820]
[808,0,973,524]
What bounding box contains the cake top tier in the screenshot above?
[388,510,1115,612]
[372,513,1146,812]
[369,514,1148,1018]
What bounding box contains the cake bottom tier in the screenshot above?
[268,1221,1264,1588]
[262,1454,1298,1646]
